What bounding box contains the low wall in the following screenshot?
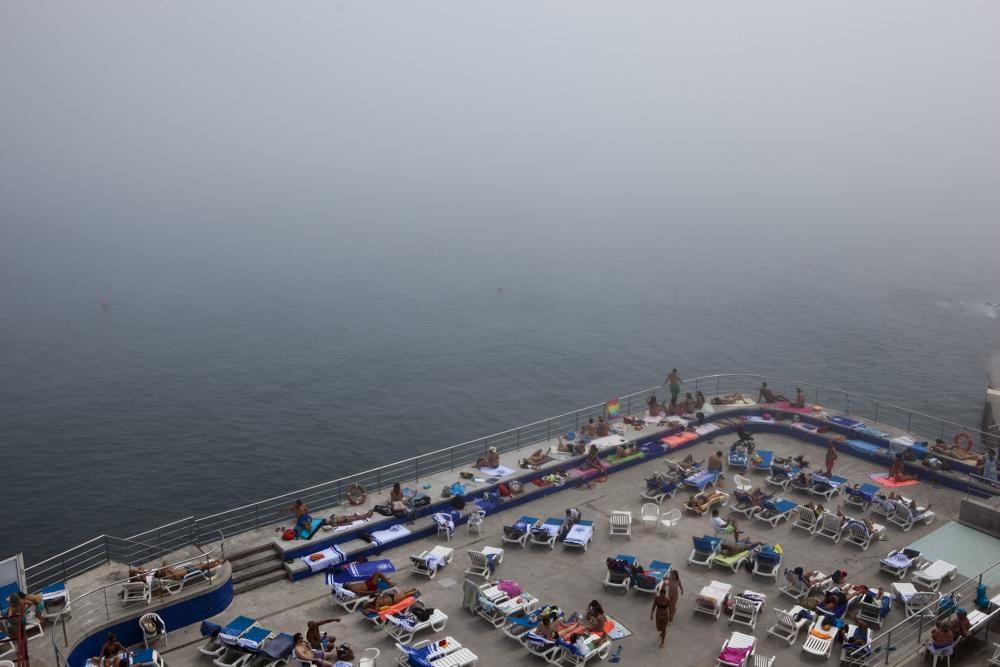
[959,497,1000,539]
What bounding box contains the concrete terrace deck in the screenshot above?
[59,431,999,667]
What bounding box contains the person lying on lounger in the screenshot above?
[128,559,224,581]
[341,572,396,596]
[930,438,983,463]
[366,587,420,611]
[475,447,500,469]
[802,501,826,515]
[685,489,727,513]
[750,489,773,507]
[557,436,586,455]
[719,539,763,556]
[836,508,879,535]
[616,442,638,458]
[327,509,374,525]
[520,448,551,467]
[712,393,746,405]
[294,632,334,667]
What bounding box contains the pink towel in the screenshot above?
[719,646,752,664]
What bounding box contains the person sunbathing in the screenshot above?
[682,393,696,414]
[536,614,558,640]
[581,445,607,471]
[341,572,396,595]
[836,508,878,534]
[615,442,638,458]
[888,457,917,483]
[750,488,772,506]
[595,417,610,437]
[475,447,500,469]
[92,632,127,667]
[791,471,813,487]
[327,509,374,525]
[584,600,607,633]
[791,388,806,408]
[129,559,223,581]
[930,438,982,463]
[712,393,746,405]
[677,454,704,472]
[685,489,727,513]
[520,448,551,467]
[802,501,826,515]
[557,436,586,455]
[719,540,763,556]
[294,632,334,667]
[695,391,706,409]
[554,617,591,641]
[647,394,663,417]
[366,588,420,611]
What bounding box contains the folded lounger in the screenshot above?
[911,559,958,592]
[754,499,796,528]
[729,591,767,630]
[766,606,810,646]
[529,518,564,549]
[750,450,774,473]
[801,616,837,659]
[752,548,782,583]
[641,477,679,504]
[394,636,464,667]
[891,582,940,617]
[685,470,720,491]
[604,554,637,593]
[844,483,880,510]
[879,548,922,579]
[696,580,733,620]
[887,501,935,532]
[562,519,595,551]
[809,474,849,501]
[464,547,504,580]
[409,546,455,579]
[842,519,885,551]
[717,631,756,667]
[688,536,722,569]
[502,516,539,548]
[632,560,672,594]
[383,607,449,645]
[198,616,259,658]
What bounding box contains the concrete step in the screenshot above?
[232,570,287,595]
[228,543,278,562]
[231,558,284,585]
[231,551,280,573]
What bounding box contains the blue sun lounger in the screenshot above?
[688,536,721,568]
[755,499,797,527]
[530,518,564,549]
[810,474,849,500]
[502,516,538,547]
[767,464,799,490]
[728,450,748,471]
[632,560,671,593]
[845,483,880,510]
[751,450,774,472]
[199,616,259,657]
[684,470,719,491]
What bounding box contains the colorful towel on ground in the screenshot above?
[479,465,514,477]
[870,473,920,488]
[333,518,369,533]
[606,451,644,464]
[605,616,631,640]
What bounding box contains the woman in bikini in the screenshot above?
[651,588,671,647]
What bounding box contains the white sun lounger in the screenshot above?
[521,631,562,662]
[841,520,885,551]
[554,636,611,666]
[911,559,957,592]
[609,511,632,539]
[327,578,396,614]
[813,512,843,542]
[766,606,810,646]
[717,631,756,667]
[791,506,820,534]
[879,549,922,579]
[891,582,941,617]
[409,546,455,579]
[729,592,766,630]
[779,569,831,601]
[477,592,537,629]
[393,637,464,667]
[696,580,733,620]
[688,536,722,569]
[887,501,935,531]
[383,608,449,644]
[857,590,891,629]
[801,616,837,659]
[199,616,259,658]
[464,546,504,580]
[562,520,594,551]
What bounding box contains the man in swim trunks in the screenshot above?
[595,417,610,437]
[306,617,341,651]
[341,571,396,595]
[665,369,682,402]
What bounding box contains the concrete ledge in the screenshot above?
[960,497,1000,538]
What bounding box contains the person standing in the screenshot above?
[981,449,998,482]
[665,570,683,625]
[825,440,839,477]
[650,587,671,648]
[664,369,682,403]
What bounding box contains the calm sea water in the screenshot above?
[2,238,999,563]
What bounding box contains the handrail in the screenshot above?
[19,372,995,592]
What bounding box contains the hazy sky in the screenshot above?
[2,1,999,281]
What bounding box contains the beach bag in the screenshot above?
[411,605,433,622]
[450,495,466,510]
[281,528,296,541]
[497,580,522,597]
[509,480,523,494]
[497,483,511,498]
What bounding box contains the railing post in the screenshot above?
[516,428,521,451]
[103,587,110,621]
[377,468,382,494]
[907,412,912,433]
[104,535,110,565]
[940,422,945,438]
[883,630,891,664]
[917,612,925,642]
[815,387,820,405]
[874,401,879,423]
[450,448,454,471]
[61,554,67,585]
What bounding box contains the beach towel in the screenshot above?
[563,520,594,546]
[870,473,920,488]
[639,442,667,455]
[591,435,628,449]
[606,451,644,464]
[331,559,396,582]
[370,524,412,546]
[767,401,815,414]
[333,518,369,533]
[828,416,865,429]
[746,415,774,424]
[432,512,456,538]
[302,546,346,572]
[479,465,514,478]
[297,517,326,540]
[694,423,720,435]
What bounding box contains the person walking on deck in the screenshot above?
[664,369,682,402]
[825,440,839,477]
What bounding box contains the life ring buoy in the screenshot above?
[345,483,367,506]
[954,432,974,451]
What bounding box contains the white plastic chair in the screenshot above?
[358,647,380,667]
[734,475,753,493]
[640,503,659,531]
[140,612,167,648]
[766,606,809,646]
[659,509,681,537]
[609,510,632,539]
[926,641,954,667]
[989,643,1000,666]
[466,510,485,537]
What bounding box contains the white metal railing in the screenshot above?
[19,373,996,592]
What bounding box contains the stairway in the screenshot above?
[229,544,286,594]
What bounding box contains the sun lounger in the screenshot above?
[766,465,797,490]
[766,606,810,645]
[242,632,293,667]
[604,554,636,593]
[880,548,922,579]
[641,477,678,504]
[685,470,720,491]
[688,535,722,569]
[809,474,849,501]
[302,545,347,573]
[409,545,455,579]
[696,580,733,620]
[729,591,766,630]
[394,636,464,667]
[752,548,782,583]
[754,499,796,527]
[562,519,594,551]
[632,560,671,594]
[363,594,421,628]
[791,505,820,534]
[728,450,748,471]
[911,559,957,592]
[839,623,873,666]
[801,616,837,659]
[530,518,564,549]
[717,631,756,667]
[844,483,879,510]
[502,611,543,641]
[502,516,538,548]
[887,501,935,532]
[841,519,885,551]
[814,588,856,622]
[713,549,752,573]
[731,490,764,519]
[199,616,259,658]
[478,591,537,629]
[684,491,729,516]
[609,511,632,539]
[813,512,843,542]
[326,571,397,613]
[213,626,274,667]
[554,634,611,667]
[383,606,449,644]
[750,450,773,472]
[39,582,71,621]
[856,590,891,629]
[521,631,562,662]
[464,546,504,580]
[891,582,940,617]
[779,569,831,601]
